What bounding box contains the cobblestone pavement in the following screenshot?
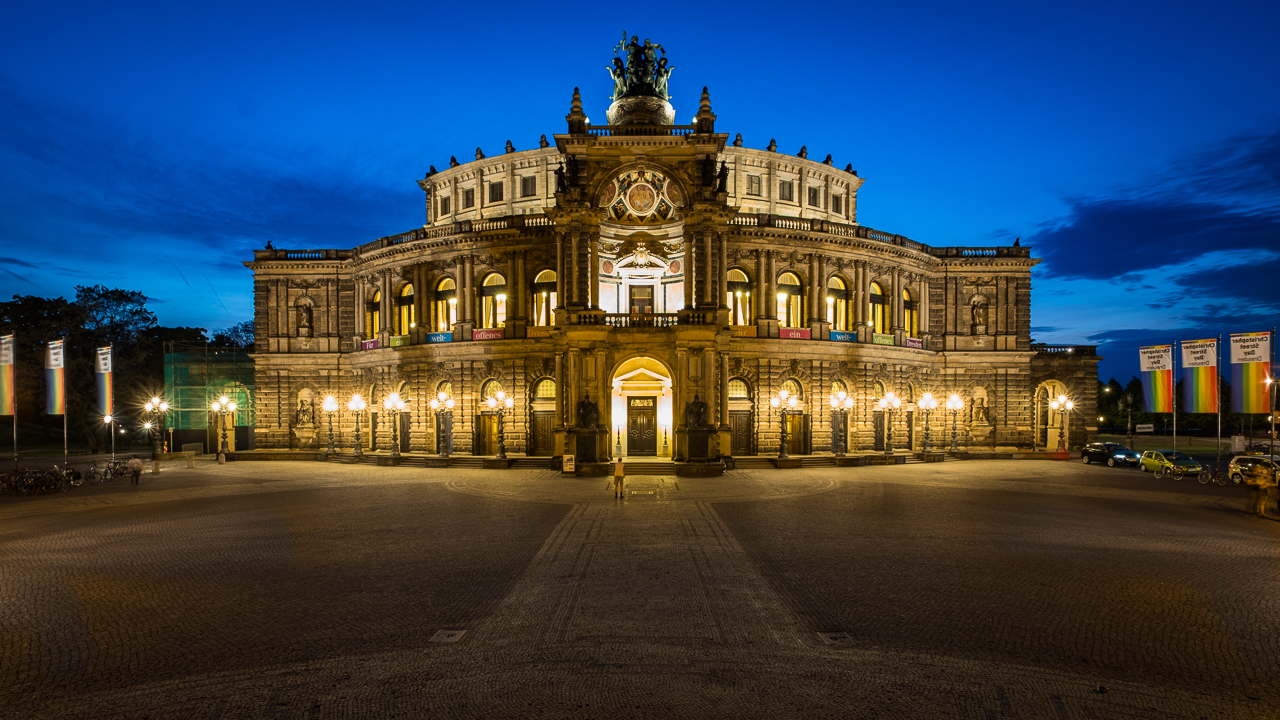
[1,459,1277,719]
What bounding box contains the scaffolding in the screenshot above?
[163,342,255,452]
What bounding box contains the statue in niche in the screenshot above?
[295,398,314,426]
[297,305,313,337]
[970,301,988,335]
[577,397,599,429]
[717,162,729,192]
[972,396,991,425]
[685,394,708,429]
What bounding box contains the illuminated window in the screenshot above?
[480,273,507,329]
[532,269,557,326]
[904,289,919,338]
[488,181,503,203]
[827,276,848,331]
[727,268,751,325]
[436,381,453,399]
[728,378,750,398]
[481,379,503,401]
[534,378,556,398]
[869,282,888,335]
[779,180,794,202]
[463,188,475,209]
[395,284,415,335]
[365,290,381,338]
[434,278,457,332]
[521,176,536,197]
[747,175,761,196]
[776,271,803,328]
[782,379,802,399]
[831,380,848,396]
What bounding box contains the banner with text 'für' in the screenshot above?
[0,335,14,416]
[1181,339,1218,413]
[1139,345,1173,413]
[45,340,65,415]
[1230,332,1271,414]
[96,346,113,416]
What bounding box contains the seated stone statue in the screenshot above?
[685,394,708,429]
[577,397,599,429]
[295,399,314,426]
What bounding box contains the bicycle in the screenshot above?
[1154,463,1185,480]
[1198,466,1229,486]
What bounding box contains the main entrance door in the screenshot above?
[473,413,498,455]
[785,413,808,455]
[872,411,884,451]
[729,410,753,455]
[627,396,657,456]
[529,411,555,456]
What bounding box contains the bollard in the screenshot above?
[187,453,195,469]
[218,453,226,465]
[152,460,161,474]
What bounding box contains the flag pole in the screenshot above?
[1172,342,1178,453]
[1217,334,1222,469]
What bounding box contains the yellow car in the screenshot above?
[1139,450,1201,478]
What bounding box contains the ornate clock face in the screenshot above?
[601,169,677,224]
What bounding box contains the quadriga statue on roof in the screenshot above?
[607,31,673,100]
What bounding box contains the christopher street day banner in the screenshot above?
[1139,345,1173,413]
[1181,339,1218,414]
[1230,332,1271,414]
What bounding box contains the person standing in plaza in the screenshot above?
[127,455,143,486]
[613,458,625,499]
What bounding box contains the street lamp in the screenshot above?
[429,391,455,458]
[919,392,938,453]
[946,393,964,453]
[877,392,902,456]
[210,395,237,458]
[103,414,115,465]
[769,388,802,459]
[143,396,169,462]
[1117,392,1136,450]
[322,395,338,454]
[486,390,515,459]
[348,394,367,458]
[1048,393,1075,452]
[1267,377,1277,458]
[384,392,407,459]
[827,390,854,457]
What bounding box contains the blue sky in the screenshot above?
[2,0,1277,381]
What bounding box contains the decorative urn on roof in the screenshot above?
[605,32,676,126]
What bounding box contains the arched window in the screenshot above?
[903,288,919,338]
[481,379,503,400]
[532,269,557,327]
[395,284,415,335]
[434,278,457,332]
[436,381,453,400]
[727,268,752,326]
[480,273,507,329]
[776,272,803,328]
[831,380,848,396]
[533,378,556,398]
[728,378,750,398]
[869,282,888,335]
[873,380,886,399]
[782,378,802,399]
[827,276,849,332]
[365,290,381,338]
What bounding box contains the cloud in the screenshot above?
[0,257,41,269]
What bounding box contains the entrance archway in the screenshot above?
[611,356,673,457]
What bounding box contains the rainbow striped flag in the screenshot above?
[1230,332,1271,414]
[1181,339,1218,413]
[0,335,14,416]
[95,346,113,415]
[45,340,65,416]
[1139,345,1174,413]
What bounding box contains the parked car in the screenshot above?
[1228,455,1279,485]
[1139,450,1202,476]
[1081,442,1139,467]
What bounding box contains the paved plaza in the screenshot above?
[1,459,1278,719]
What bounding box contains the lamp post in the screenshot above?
[384,392,407,459]
[1267,377,1276,458]
[104,414,115,465]
[429,391,455,458]
[322,395,338,455]
[877,392,901,456]
[769,388,802,459]
[827,390,854,457]
[143,396,169,465]
[1048,393,1075,452]
[348,394,367,457]
[210,395,237,462]
[946,393,964,453]
[485,390,514,459]
[1117,392,1136,450]
[919,392,938,453]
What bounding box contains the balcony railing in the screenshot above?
[586,125,697,137]
[604,313,679,328]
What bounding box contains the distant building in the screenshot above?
[244,39,1097,460]
[164,342,254,453]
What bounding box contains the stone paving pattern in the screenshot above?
[1,459,1277,719]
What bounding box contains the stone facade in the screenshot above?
[244,80,1098,459]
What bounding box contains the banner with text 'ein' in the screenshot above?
[1181,339,1218,413]
[1139,345,1173,413]
[1230,332,1271,414]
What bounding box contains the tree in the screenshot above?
[211,321,254,350]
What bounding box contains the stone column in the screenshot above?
[754,249,765,320]
[719,351,729,427]
[891,269,902,331]
[554,351,564,426]
[920,276,930,338]
[854,262,865,326]
[816,254,826,323]
[764,251,776,319]
[354,278,365,339]
[555,233,565,308]
[808,253,819,323]
[683,234,695,309]
[589,231,600,309]
[701,230,713,308]
[718,234,728,308]
[569,231,580,306]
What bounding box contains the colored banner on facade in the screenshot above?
[732,326,758,338]
[1139,345,1173,413]
[1230,332,1271,414]
[872,333,895,346]
[95,346,113,415]
[45,340,65,415]
[473,329,505,341]
[904,337,924,349]
[0,335,14,416]
[1180,339,1217,413]
[389,335,411,347]
[779,328,810,340]
[425,332,452,343]
[527,327,553,338]
[830,331,857,342]
[360,339,380,350]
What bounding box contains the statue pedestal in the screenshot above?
[292,425,318,450]
[574,429,601,464]
[685,428,714,462]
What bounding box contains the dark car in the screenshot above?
[1228,455,1279,485]
[1081,442,1138,467]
